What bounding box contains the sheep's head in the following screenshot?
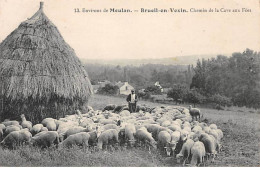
[169,141,177,152]
[176,153,183,163]
[164,145,172,156]
[96,126,103,138]
[129,139,136,147]
[181,130,189,141]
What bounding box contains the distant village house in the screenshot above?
[155,81,163,92]
[118,82,134,95]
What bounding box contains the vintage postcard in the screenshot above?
[0,0,259,167]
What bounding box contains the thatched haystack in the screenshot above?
[0,2,93,123]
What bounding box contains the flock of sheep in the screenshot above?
[0,104,223,167]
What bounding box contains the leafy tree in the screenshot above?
[167,84,188,104]
[145,86,162,95]
[97,84,119,95]
[184,89,206,107]
[208,94,232,107]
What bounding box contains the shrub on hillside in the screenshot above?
[184,88,206,107]
[167,84,188,104]
[208,94,233,107]
[97,84,119,95]
[144,86,162,95]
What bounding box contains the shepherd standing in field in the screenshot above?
[126,89,138,113]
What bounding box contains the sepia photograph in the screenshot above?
[0,0,259,167]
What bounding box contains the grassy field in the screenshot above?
[0,94,259,167]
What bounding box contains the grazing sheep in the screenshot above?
[2,120,19,127]
[198,122,208,128]
[103,104,117,112]
[124,124,136,147]
[144,124,168,141]
[20,114,32,131]
[59,132,90,149]
[174,130,190,154]
[192,126,203,133]
[87,130,101,146]
[188,106,201,122]
[209,124,218,130]
[136,128,157,150]
[0,124,6,130]
[102,124,120,132]
[0,128,3,141]
[169,130,181,154]
[64,127,92,139]
[216,129,223,143]
[5,125,21,136]
[42,118,57,131]
[208,129,219,141]
[113,105,128,113]
[190,141,206,167]
[31,124,44,136]
[97,129,119,150]
[161,120,171,127]
[41,127,48,132]
[203,126,211,134]
[31,131,60,148]
[183,126,192,132]
[176,139,195,166]
[158,130,172,156]
[119,110,131,117]
[79,117,94,127]
[1,130,32,148]
[175,119,183,125]
[168,124,182,132]
[182,121,191,128]
[199,134,218,162]
[99,119,116,125]
[172,120,181,126]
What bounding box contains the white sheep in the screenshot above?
[188,105,201,121]
[136,128,157,150]
[97,129,119,150]
[158,130,172,156]
[2,120,19,127]
[42,118,57,131]
[31,124,44,136]
[1,130,32,148]
[176,139,195,166]
[199,133,218,162]
[5,125,21,136]
[161,120,172,127]
[31,131,60,148]
[64,126,92,139]
[59,132,90,149]
[20,114,32,131]
[169,130,181,155]
[124,124,136,147]
[190,141,206,166]
[209,124,218,130]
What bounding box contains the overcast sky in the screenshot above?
[0,0,259,61]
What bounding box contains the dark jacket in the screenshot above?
[126,93,138,103]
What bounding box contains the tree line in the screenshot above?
[84,48,260,109]
[84,64,194,89]
[189,49,260,109]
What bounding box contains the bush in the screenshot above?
[137,91,151,100]
[97,84,119,95]
[144,86,162,95]
[184,88,206,107]
[167,84,188,104]
[208,94,233,107]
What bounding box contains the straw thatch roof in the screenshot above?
[0,2,93,122]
